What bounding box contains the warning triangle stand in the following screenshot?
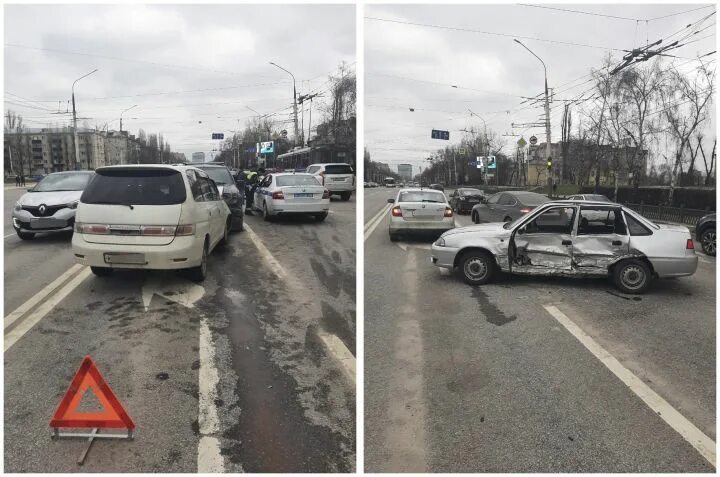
[50,356,135,465]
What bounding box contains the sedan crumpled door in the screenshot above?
[510,206,577,273]
[571,206,630,274]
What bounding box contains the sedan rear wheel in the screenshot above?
[90,266,113,277]
[700,227,716,256]
[263,202,272,222]
[457,250,495,286]
[613,259,651,294]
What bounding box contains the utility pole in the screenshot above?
[514,39,552,197]
[120,104,137,133]
[71,69,98,170]
[269,62,299,147]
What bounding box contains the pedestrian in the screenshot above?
[15,175,20,187]
[20,174,25,186]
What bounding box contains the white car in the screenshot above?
[253,172,330,221]
[388,188,455,241]
[72,164,231,281]
[306,163,355,201]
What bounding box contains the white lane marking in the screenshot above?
[198,315,224,472]
[244,224,287,279]
[364,203,391,241]
[396,242,408,251]
[4,233,16,239]
[4,264,84,330]
[543,304,716,467]
[142,275,205,311]
[5,266,92,352]
[319,332,356,383]
[698,256,712,264]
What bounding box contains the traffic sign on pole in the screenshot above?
[211,133,224,140]
[431,129,450,140]
[529,135,538,146]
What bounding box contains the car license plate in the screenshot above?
[104,253,146,265]
[30,217,63,229]
[412,210,434,218]
[295,193,313,198]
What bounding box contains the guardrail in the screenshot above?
[624,202,710,227]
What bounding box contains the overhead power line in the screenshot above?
[518,4,640,22]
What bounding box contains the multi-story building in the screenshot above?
[397,164,413,181]
[192,152,206,163]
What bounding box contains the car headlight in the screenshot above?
[67,200,79,210]
[14,202,22,212]
[435,237,446,247]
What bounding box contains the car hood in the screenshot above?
[18,190,83,206]
[443,222,509,238]
[459,194,484,200]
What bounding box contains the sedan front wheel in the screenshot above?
[457,250,495,286]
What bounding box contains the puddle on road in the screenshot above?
[472,287,517,326]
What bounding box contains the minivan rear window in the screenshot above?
[82,169,187,205]
[325,164,353,174]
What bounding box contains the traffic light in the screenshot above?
[547,158,552,171]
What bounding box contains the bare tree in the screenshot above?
[699,136,716,186]
[4,110,25,176]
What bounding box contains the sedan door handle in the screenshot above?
[562,240,572,245]
[612,240,622,245]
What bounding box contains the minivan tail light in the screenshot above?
[272,191,284,200]
[76,223,109,235]
[140,225,176,236]
[686,238,695,250]
[175,225,195,236]
[444,207,454,217]
[391,206,402,217]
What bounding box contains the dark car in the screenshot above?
[429,183,444,192]
[696,213,715,256]
[471,191,550,224]
[448,188,485,214]
[194,163,244,232]
[567,193,613,202]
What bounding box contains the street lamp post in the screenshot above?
[120,104,137,133]
[71,68,98,170]
[468,109,490,186]
[269,62,300,148]
[514,39,553,197]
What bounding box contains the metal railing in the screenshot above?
[624,202,710,227]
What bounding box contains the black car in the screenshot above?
[429,183,444,192]
[194,163,245,232]
[696,213,715,256]
[448,188,485,214]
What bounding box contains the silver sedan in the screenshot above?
[388,188,455,241]
[12,171,94,240]
[432,200,698,294]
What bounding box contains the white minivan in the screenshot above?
[306,163,355,201]
[72,165,231,281]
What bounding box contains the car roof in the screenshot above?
[545,199,621,206]
[398,187,444,193]
[272,172,313,176]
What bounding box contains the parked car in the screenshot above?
[567,193,613,202]
[695,213,716,256]
[72,165,231,281]
[253,172,330,221]
[448,188,485,214]
[429,183,444,192]
[471,191,549,224]
[12,171,94,240]
[194,162,244,231]
[387,188,455,241]
[306,163,355,201]
[432,200,698,294]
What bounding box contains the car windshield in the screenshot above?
[81,169,187,205]
[460,189,483,196]
[276,175,321,187]
[325,164,353,174]
[33,172,91,192]
[514,192,549,206]
[399,191,445,203]
[196,167,233,185]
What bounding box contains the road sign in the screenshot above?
[487,156,497,169]
[50,356,135,431]
[529,135,538,145]
[431,129,450,140]
[517,137,527,148]
[458,148,467,155]
[260,141,274,154]
[211,133,224,140]
[476,156,485,169]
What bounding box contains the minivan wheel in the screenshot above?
[90,266,113,277]
[457,250,495,286]
[315,212,328,222]
[220,219,230,246]
[613,259,651,294]
[700,227,716,256]
[340,191,351,201]
[188,241,208,282]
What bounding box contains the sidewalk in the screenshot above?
[4,183,36,191]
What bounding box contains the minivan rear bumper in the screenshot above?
[72,233,204,270]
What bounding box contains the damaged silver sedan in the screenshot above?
[431,200,698,294]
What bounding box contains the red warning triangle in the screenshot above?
[50,356,135,430]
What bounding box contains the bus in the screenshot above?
[384,177,396,187]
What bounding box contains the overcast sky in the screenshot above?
[365,4,716,174]
[5,4,355,161]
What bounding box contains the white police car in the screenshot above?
[253,172,330,221]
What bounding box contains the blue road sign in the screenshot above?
[431,129,450,140]
[487,156,497,169]
[212,133,224,140]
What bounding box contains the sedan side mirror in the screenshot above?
[387,198,395,203]
[517,227,525,235]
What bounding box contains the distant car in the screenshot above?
[387,188,455,241]
[432,200,698,294]
[194,163,244,231]
[429,183,444,192]
[72,165,231,281]
[253,172,330,221]
[696,213,716,256]
[471,191,549,224]
[306,163,355,201]
[568,194,613,202]
[12,171,94,240]
[448,188,485,214]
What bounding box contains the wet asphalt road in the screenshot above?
[364,186,715,472]
[4,190,356,472]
